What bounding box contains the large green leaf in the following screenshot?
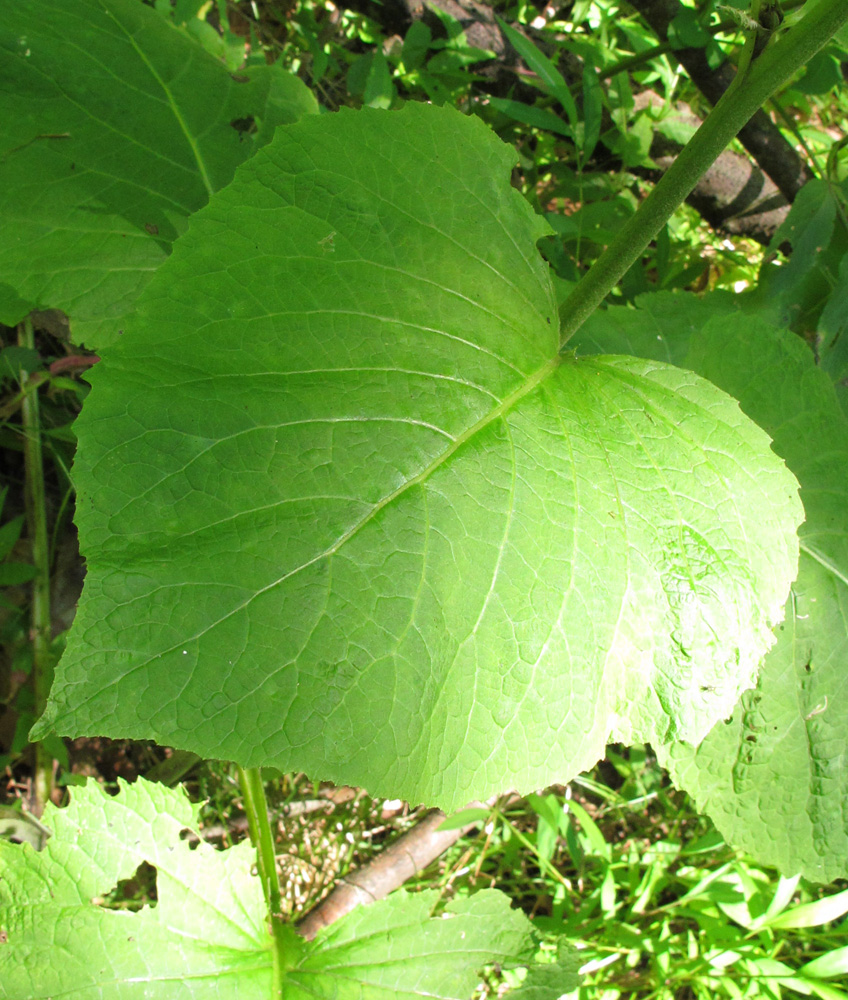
[33,104,802,810]
[0,0,316,344]
[574,303,848,881]
[0,777,541,999]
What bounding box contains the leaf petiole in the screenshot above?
[237,765,301,994]
[557,0,848,346]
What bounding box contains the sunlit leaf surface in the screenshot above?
[35,105,802,809]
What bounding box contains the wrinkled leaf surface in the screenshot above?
[35,104,802,809]
[576,303,847,881]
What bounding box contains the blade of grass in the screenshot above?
[496,16,578,129]
[765,888,848,930]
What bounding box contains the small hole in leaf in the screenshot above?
[179,828,202,850]
[230,116,256,138]
[93,861,158,911]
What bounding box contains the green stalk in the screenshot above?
[237,765,301,995]
[558,0,848,346]
[18,317,53,815]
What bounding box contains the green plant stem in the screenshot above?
[558,0,848,346]
[731,0,764,86]
[237,765,300,994]
[18,317,53,816]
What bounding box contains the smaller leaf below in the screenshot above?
[290,889,540,1000]
[0,778,274,1000]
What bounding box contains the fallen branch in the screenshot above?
[636,92,789,242]
[297,798,500,939]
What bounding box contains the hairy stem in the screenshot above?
[18,317,53,816]
[558,0,848,345]
[237,766,301,993]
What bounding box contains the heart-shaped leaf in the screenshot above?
[33,104,802,809]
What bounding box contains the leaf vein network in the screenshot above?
[75,358,561,712]
[103,7,214,194]
[285,159,548,326]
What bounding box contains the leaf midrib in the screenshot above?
[103,2,214,196]
[66,353,563,719]
[312,356,561,561]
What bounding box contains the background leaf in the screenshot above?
[488,97,572,139]
[579,64,603,162]
[754,180,848,336]
[496,17,578,130]
[574,302,848,881]
[0,0,316,346]
[34,104,802,811]
[508,940,582,998]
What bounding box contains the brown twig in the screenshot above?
[297,798,501,939]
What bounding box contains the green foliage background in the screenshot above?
[1,0,847,998]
